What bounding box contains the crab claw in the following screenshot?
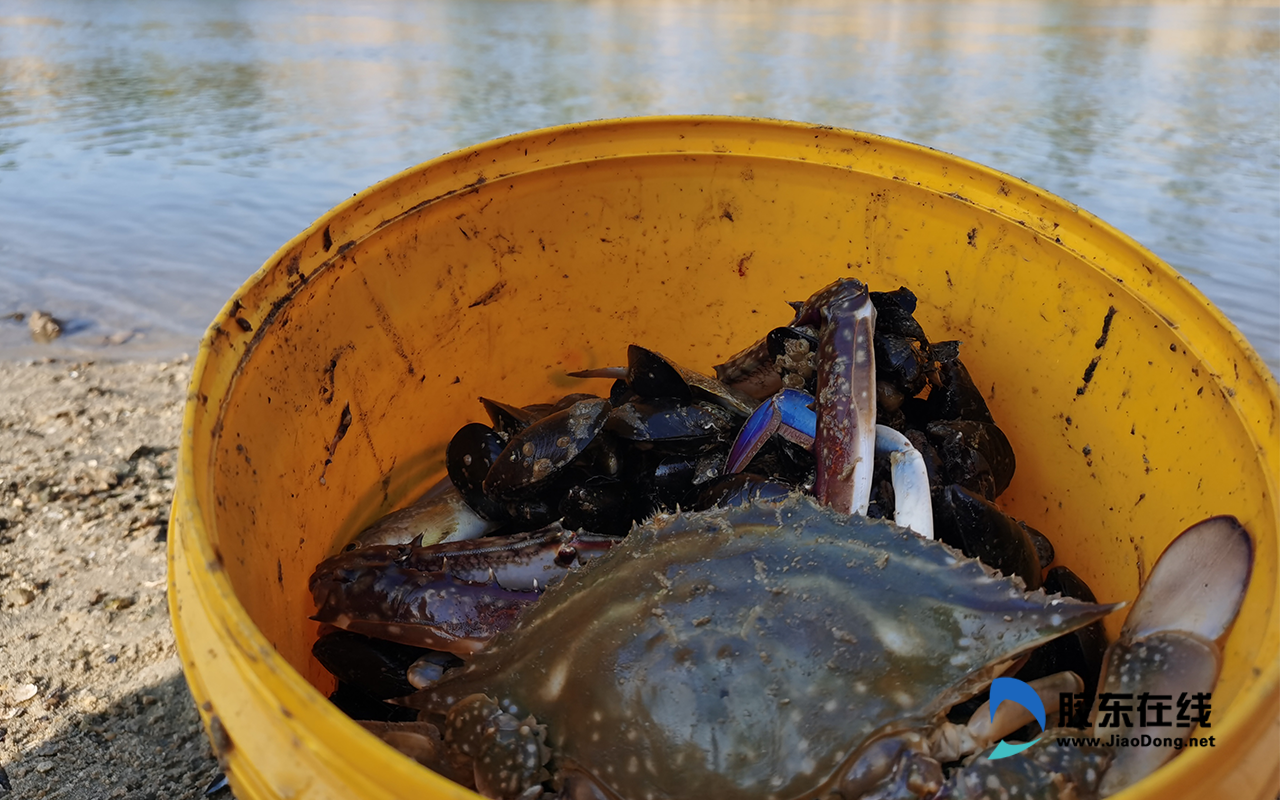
[791,278,877,515]
[873,425,933,539]
[725,385,931,538]
[309,526,619,655]
[938,516,1254,800]
[717,278,877,513]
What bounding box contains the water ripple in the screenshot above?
[0,0,1275,373]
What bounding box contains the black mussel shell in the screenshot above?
[1044,564,1099,603]
[661,451,722,492]
[445,423,509,521]
[479,397,538,436]
[606,399,735,446]
[484,397,611,499]
[927,423,996,500]
[925,358,994,424]
[736,436,815,491]
[626,345,694,402]
[933,484,1042,590]
[648,456,699,508]
[627,345,756,415]
[550,392,603,413]
[926,419,1016,500]
[904,428,944,489]
[572,430,624,479]
[609,378,638,407]
[1026,523,1056,569]
[900,395,932,429]
[877,379,907,414]
[864,449,898,522]
[328,682,419,722]
[501,492,561,529]
[520,402,556,419]
[870,287,929,342]
[876,405,907,433]
[930,340,961,364]
[875,390,911,436]
[876,332,929,397]
[694,473,793,510]
[625,450,722,519]
[496,434,624,533]
[560,477,632,536]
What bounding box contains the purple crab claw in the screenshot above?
[309,526,619,655]
[795,279,878,515]
[726,386,933,539]
[715,279,878,513]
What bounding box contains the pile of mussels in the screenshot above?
[308,280,1108,761]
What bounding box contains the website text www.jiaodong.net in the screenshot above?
[1054,733,1217,750]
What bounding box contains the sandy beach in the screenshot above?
[0,357,222,799]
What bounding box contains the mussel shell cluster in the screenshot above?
[446,365,744,536]
[438,288,1028,549]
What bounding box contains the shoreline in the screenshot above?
[0,334,200,367]
[0,357,222,799]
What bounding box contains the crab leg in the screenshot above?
[930,672,1084,762]
[791,278,877,515]
[715,278,878,510]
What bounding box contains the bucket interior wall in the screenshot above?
[179,118,1279,799]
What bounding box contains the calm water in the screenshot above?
[1,0,1277,373]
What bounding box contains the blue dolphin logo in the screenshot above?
[986,677,1045,760]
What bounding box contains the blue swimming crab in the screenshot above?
[389,504,1250,800]
[398,493,1115,799]
[313,279,1252,799]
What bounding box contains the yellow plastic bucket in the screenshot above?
[168,117,1279,799]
